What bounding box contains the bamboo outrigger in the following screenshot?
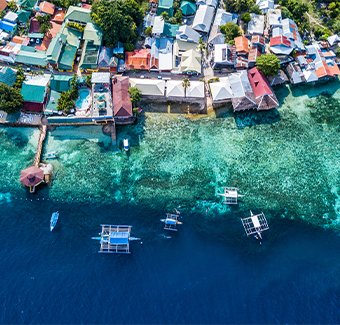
[93,225,140,254]
[160,214,182,231]
[241,211,269,239]
[218,187,244,204]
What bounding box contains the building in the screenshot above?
[58,43,77,71]
[267,9,281,29]
[251,35,265,52]
[150,38,160,71]
[157,0,174,17]
[267,70,288,86]
[176,25,200,43]
[247,67,279,110]
[186,81,205,98]
[213,43,236,69]
[64,5,92,25]
[4,12,18,23]
[152,16,165,37]
[129,78,165,96]
[97,47,118,72]
[79,40,99,71]
[192,5,214,34]
[285,62,306,84]
[229,71,257,111]
[0,20,17,34]
[162,23,180,38]
[166,80,185,97]
[0,0,7,11]
[83,22,102,46]
[0,42,21,64]
[196,0,218,8]
[17,9,31,26]
[0,67,17,87]
[17,0,37,11]
[125,49,150,71]
[247,13,264,35]
[248,47,261,67]
[270,35,293,55]
[15,46,47,67]
[172,40,200,74]
[180,49,201,74]
[281,18,304,50]
[180,1,196,16]
[235,36,249,55]
[39,1,55,15]
[210,77,233,102]
[159,37,173,71]
[111,76,133,121]
[256,0,274,12]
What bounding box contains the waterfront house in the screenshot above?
[256,0,274,12]
[270,35,293,55]
[235,36,249,55]
[213,43,236,69]
[125,49,150,71]
[267,70,288,86]
[39,1,55,15]
[186,81,205,98]
[166,80,185,97]
[21,75,50,112]
[248,47,261,67]
[176,25,200,43]
[157,0,174,17]
[192,5,214,34]
[285,62,306,84]
[180,1,196,16]
[210,77,233,102]
[247,13,264,36]
[172,40,201,74]
[229,71,257,111]
[267,9,281,29]
[0,67,17,87]
[112,76,133,121]
[247,67,279,110]
[129,78,165,96]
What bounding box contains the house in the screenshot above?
[281,18,304,50]
[159,37,173,71]
[125,49,150,71]
[12,36,30,45]
[20,75,50,112]
[4,12,18,23]
[285,62,306,84]
[144,12,154,29]
[196,0,218,8]
[17,9,31,26]
[247,67,279,110]
[328,34,340,49]
[64,5,92,25]
[39,1,55,15]
[129,78,165,96]
[49,75,73,92]
[180,1,196,16]
[46,34,66,67]
[251,35,265,49]
[15,46,47,67]
[0,67,17,87]
[58,44,77,71]
[208,25,225,46]
[172,40,200,73]
[270,36,293,55]
[213,43,236,69]
[112,76,133,121]
[149,0,158,14]
[162,23,180,38]
[235,36,249,55]
[192,5,214,34]
[267,69,288,86]
[267,9,281,29]
[152,16,165,37]
[210,77,233,102]
[186,81,205,98]
[181,49,201,74]
[247,13,264,36]
[256,0,274,13]
[150,38,160,71]
[79,40,99,71]
[157,0,174,17]
[0,0,7,12]
[176,25,200,43]
[113,42,124,55]
[83,22,102,46]
[51,7,66,23]
[0,20,17,34]
[97,47,116,72]
[17,0,37,11]
[229,71,257,111]
[236,56,248,69]
[144,37,153,48]
[166,80,185,97]
[0,42,21,64]
[248,47,261,67]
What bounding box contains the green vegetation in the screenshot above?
[14,66,26,89]
[128,87,141,106]
[124,42,134,51]
[220,22,241,43]
[280,6,293,19]
[37,14,52,35]
[278,0,308,25]
[198,37,206,52]
[7,1,17,12]
[0,83,24,115]
[160,11,169,22]
[91,0,143,46]
[57,74,79,115]
[224,0,255,13]
[241,12,251,23]
[49,0,79,10]
[0,11,6,19]
[85,75,92,88]
[145,26,152,36]
[255,54,281,77]
[249,4,261,14]
[66,22,85,33]
[182,78,190,97]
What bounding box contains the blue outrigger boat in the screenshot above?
[50,212,59,231]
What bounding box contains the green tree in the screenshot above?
[220,22,241,43]
[57,91,75,115]
[241,12,251,23]
[160,11,169,22]
[198,37,206,52]
[69,74,79,100]
[85,75,92,87]
[0,11,5,19]
[255,54,281,77]
[249,4,261,14]
[224,0,255,13]
[332,19,340,33]
[0,83,24,114]
[174,8,182,24]
[128,87,141,106]
[7,1,17,12]
[124,42,134,51]
[280,6,293,19]
[145,26,152,36]
[37,14,52,35]
[14,66,26,88]
[182,78,190,97]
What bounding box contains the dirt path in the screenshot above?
[306,12,325,29]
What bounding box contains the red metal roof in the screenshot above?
[111,76,133,118]
[251,35,265,46]
[235,36,249,54]
[248,67,273,98]
[270,35,291,47]
[125,49,150,70]
[248,47,261,62]
[39,1,55,15]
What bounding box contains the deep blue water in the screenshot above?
[1,197,340,324]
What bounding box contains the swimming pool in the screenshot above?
[76,89,90,109]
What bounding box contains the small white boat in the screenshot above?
[123,139,129,151]
[44,152,57,159]
[50,211,59,232]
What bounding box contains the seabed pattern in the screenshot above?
[1,80,340,229]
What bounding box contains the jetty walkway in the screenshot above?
[34,124,47,167]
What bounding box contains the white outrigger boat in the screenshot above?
[217,187,244,204]
[123,139,129,151]
[161,213,182,231]
[50,211,59,231]
[44,152,58,159]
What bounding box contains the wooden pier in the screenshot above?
[33,125,47,167]
[110,121,116,145]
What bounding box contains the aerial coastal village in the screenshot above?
[0,0,339,128]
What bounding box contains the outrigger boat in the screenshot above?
[161,213,182,231]
[44,152,57,159]
[241,210,269,240]
[50,211,59,231]
[217,187,244,204]
[123,139,129,151]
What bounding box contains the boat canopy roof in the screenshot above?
[109,232,129,244]
[165,219,177,225]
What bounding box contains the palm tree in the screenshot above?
[182,78,190,98]
[160,11,169,22]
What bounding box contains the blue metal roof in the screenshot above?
[165,219,176,225]
[109,232,129,245]
[0,20,17,32]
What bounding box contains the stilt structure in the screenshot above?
[218,187,244,204]
[161,214,182,231]
[95,225,140,254]
[241,210,269,239]
[34,125,47,167]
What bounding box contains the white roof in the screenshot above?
[303,69,318,82]
[152,16,165,34]
[181,49,201,73]
[24,75,51,87]
[129,78,165,96]
[272,26,282,37]
[91,72,110,84]
[229,71,254,98]
[328,34,340,47]
[256,0,274,11]
[159,52,172,70]
[270,44,293,55]
[267,9,281,26]
[176,25,200,43]
[186,81,204,98]
[166,80,185,97]
[251,216,260,228]
[4,11,18,23]
[214,44,233,64]
[213,9,237,26]
[210,78,233,101]
[192,5,214,33]
[206,0,218,8]
[248,13,264,35]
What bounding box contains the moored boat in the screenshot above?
[44,152,58,159]
[123,139,129,151]
[50,211,59,231]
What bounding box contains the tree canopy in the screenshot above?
[0,83,24,114]
[241,12,251,23]
[37,14,52,35]
[128,87,141,106]
[279,0,308,23]
[255,54,281,77]
[220,22,241,43]
[91,0,143,46]
[224,0,255,13]
[57,75,78,115]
